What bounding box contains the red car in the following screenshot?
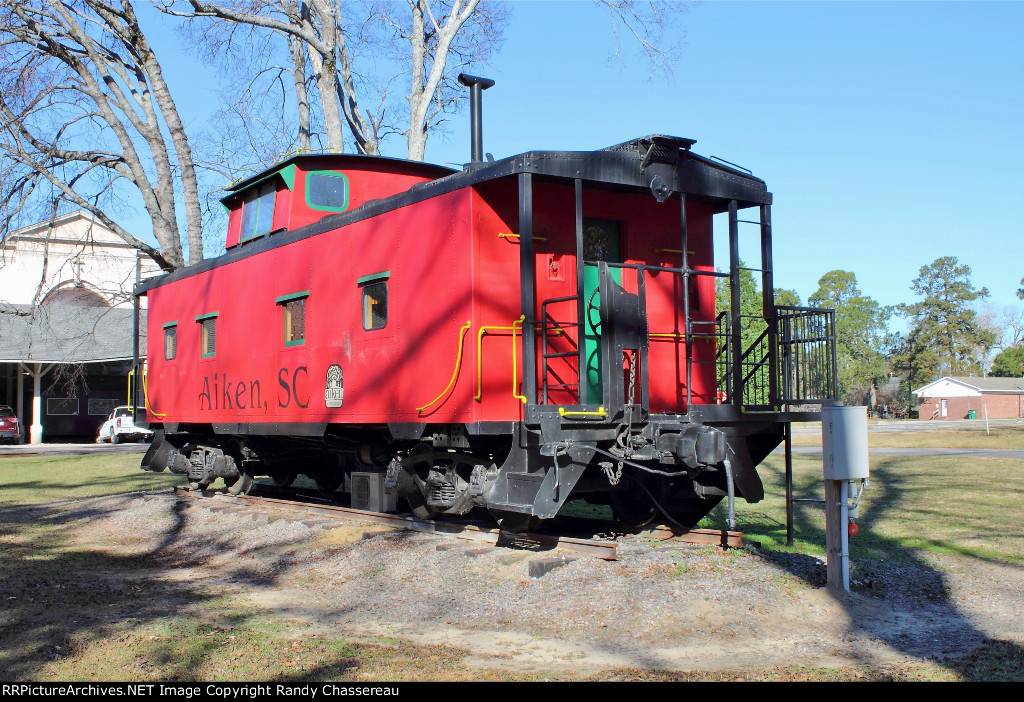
[0,405,20,444]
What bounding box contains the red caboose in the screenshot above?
[138,102,837,531]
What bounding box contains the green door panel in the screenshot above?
[582,219,621,404]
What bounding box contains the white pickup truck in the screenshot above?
[96,406,153,444]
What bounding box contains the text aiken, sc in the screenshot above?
[198,367,308,411]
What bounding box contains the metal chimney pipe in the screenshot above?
[458,73,495,163]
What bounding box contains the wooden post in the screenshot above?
[825,478,844,591]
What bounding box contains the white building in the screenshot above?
[0,211,161,442]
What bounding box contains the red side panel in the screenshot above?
[147,189,488,426]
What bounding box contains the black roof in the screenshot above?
[225,151,457,194]
[138,136,770,295]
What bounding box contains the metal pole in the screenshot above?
[681,194,692,411]
[518,172,536,405]
[785,421,794,546]
[132,253,141,418]
[761,204,778,406]
[575,179,585,404]
[728,200,741,406]
[16,364,24,444]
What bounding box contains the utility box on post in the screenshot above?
[822,405,869,480]
[821,405,869,593]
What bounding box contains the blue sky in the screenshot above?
[145,1,1023,318]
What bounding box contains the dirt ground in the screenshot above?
[9,490,1023,680]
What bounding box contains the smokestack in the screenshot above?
[458,73,495,163]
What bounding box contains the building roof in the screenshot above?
[914,375,1024,396]
[0,303,145,364]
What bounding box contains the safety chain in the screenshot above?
[601,460,624,486]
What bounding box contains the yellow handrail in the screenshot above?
[140,365,167,418]
[416,320,472,413]
[558,406,607,418]
[126,368,134,406]
[475,315,527,405]
[498,232,547,242]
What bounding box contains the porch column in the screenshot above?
[30,363,43,444]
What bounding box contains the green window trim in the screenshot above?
[195,312,219,322]
[275,290,310,304]
[239,180,278,243]
[162,321,178,329]
[305,171,350,213]
[164,324,177,361]
[280,295,307,347]
[240,164,296,193]
[357,271,390,286]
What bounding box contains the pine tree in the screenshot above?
[809,270,891,404]
[894,256,995,381]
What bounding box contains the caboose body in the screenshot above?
[138,132,837,531]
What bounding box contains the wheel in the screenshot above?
[404,492,438,521]
[490,509,539,534]
[226,472,254,496]
[609,489,657,528]
[110,433,120,445]
[188,480,212,491]
[609,474,668,528]
[272,473,296,488]
[586,288,602,333]
[314,469,343,493]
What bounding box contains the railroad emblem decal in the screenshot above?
[326,364,344,408]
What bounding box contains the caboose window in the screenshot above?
[196,312,218,357]
[361,282,388,331]
[239,180,277,241]
[305,172,349,212]
[276,291,309,346]
[163,322,177,360]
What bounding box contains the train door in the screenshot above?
[582,218,622,404]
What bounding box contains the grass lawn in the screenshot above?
[0,453,184,506]
[699,453,1024,566]
[2,444,1023,681]
[791,424,1024,450]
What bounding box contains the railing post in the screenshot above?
[574,178,585,404]
[681,193,692,410]
[728,200,741,407]
[761,205,778,407]
[519,172,536,405]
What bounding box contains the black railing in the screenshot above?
[716,306,837,410]
[776,306,837,406]
[539,295,581,405]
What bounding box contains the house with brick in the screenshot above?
[913,376,1024,421]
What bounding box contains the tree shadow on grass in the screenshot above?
[723,457,1024,681]
[0,493,363,681]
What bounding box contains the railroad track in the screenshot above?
[172,485,743,561]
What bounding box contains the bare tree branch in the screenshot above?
[0,1,207,269]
